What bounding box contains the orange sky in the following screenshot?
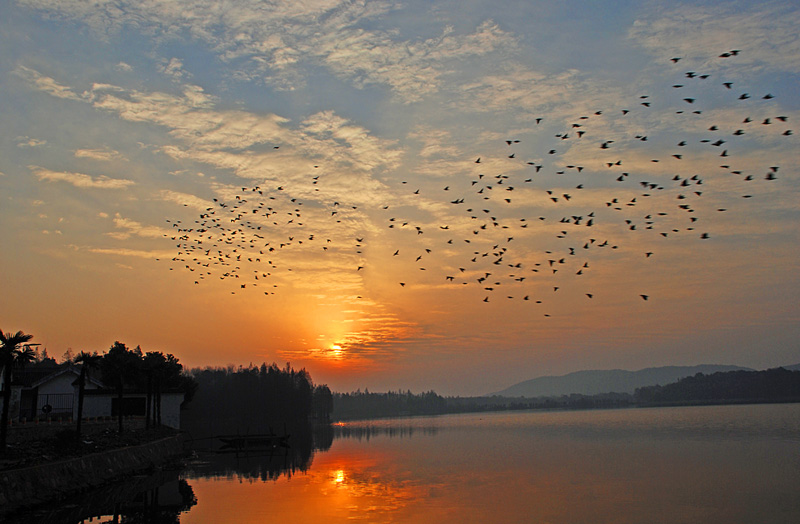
[1,1,798,395]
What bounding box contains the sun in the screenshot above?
[331,344,343,357]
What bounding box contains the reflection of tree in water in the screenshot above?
[3,473,196,524]
[101,478,197,524]
[186,447,309,483]
[184,422,334,482]
[333,424,439,441]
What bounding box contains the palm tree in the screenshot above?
[74,351,102,443]
[143,351,184,428]
[101,342,143,435]
[0,329,34,454]
[143,352,165,429]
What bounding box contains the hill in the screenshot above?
[492,365,754,397]
[635,368,800,404]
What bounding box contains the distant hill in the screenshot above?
[492,365,755,397]
[635,368,800,404]
[784,363,800,371]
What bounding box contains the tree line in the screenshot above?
[332,368,800,421]
[634,367,800,404]
[181,363,333,439]
[332,389,633,420]
[333,390,448,420]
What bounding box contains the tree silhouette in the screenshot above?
[74,350,102,442]
[143,352,165,429]
[312,385,334,422]
[101,342,142,435]
[0,329,34,453]
[182,362,322,437]
[143,351,184,427]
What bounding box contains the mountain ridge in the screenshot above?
[491,364,762,397]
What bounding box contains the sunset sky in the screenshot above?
[1,0,798,395]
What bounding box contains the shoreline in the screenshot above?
[331,397,800,422]
[0,433,187,516]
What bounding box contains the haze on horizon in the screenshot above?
[1,0,798,396]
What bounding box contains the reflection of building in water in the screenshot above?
[3,472,196,524]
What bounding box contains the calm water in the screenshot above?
[11,404,800,523]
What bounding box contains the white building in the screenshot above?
[2,365,183,429]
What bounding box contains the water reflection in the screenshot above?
[7,405,800,523]
[182,445,430,523]
[4,471,196,524]
[178,405,800,524]
[332,422,439,441]
[184,447,309,483]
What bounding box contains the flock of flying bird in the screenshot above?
[163,50,792,317]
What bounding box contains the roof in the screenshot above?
[15,365,106,389]
[83,388,185,396]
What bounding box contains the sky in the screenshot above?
[1,0,798,396]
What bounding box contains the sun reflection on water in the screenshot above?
[333,469,346,485]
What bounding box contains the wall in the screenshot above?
[80,393,183,429]
[80,393,113,419]
[160,393,183,429]
[0,434,185,515]
[37,372,78,396]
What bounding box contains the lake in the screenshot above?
[9,403,800,523]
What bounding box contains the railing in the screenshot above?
[37,393,74,416]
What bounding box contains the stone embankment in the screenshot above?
[0,434,185,515]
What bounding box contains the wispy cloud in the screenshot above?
[74,148,126,161]
[86,246,171,258]
[30,166,135,189]
[16,136,47,148]
[17,1,516,102]
[13,65,85,101]
[107,213,169,240]
[408,126,463,159]
[313,20,517,102]
[158,190,213,210]
[158,57,191,82]
[629,4,800,73]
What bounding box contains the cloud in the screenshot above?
[86,247,170,258]
[313,20,518,102]
[74,148,126,161]
[107,213,169,240]
[115,61,133,72]
[279,303,422,365]
[30,166,135,189]
[16,136,47,148]
[67,76,403,203]
[158,57,190,81]
[13,65,85,101]
[407,126,462,159]
[629,4,800,73]
[158,189,212,210]
[457,66,603,122]
[17,1,516,102]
